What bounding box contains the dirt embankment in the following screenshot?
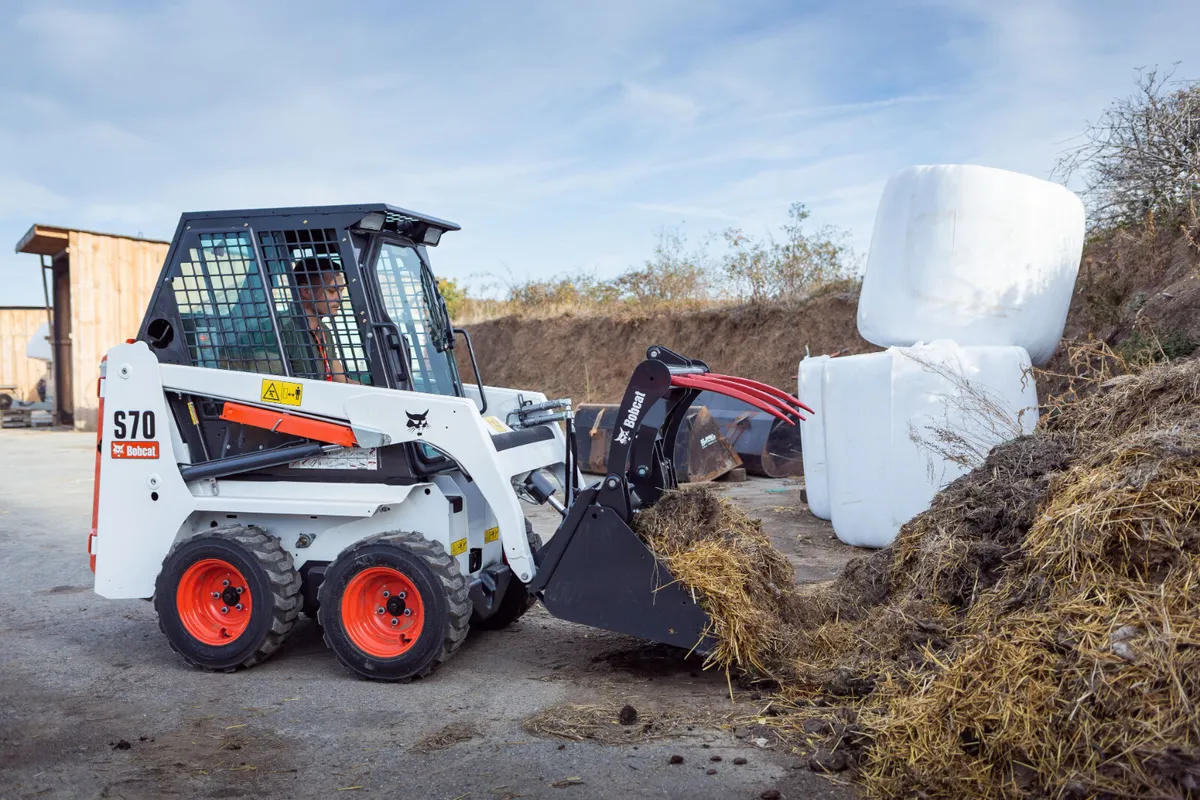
[1059,215,1200,356]
[460,291,870,402]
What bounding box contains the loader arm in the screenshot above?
[528,345,811,653]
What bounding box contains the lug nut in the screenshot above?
[391,618,399,626]
[382,590,390,597]
[403,608,412,617]
[235,587,243,595]
[211,592,220,598]
[235,603,243,611]
[220,606,229,614]
[397,591,406,599]
[222,579,230,587]
[377,607,385,614]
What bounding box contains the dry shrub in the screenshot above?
[1036,337,1134,415]
[633,488,803,678]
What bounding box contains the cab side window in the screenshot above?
[170,231,282,373]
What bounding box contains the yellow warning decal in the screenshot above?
[484,526,499,543]
[483,415,510,433]
[261,378,303,407]
[450,537,468,557]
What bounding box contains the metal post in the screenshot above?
[40,255,58,427]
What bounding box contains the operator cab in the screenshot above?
[136,204,477,482]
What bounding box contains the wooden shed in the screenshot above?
[0,306,50,404]
[15,225,169,430]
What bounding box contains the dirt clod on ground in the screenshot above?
[617,704,638,725]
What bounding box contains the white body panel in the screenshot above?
[463,383,581,491]
[856,165,1085,365]
[94,342,565,598]
[823,341,1038,548]
[797,356,831,520]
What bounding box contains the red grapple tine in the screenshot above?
[699,375,808,419]
[671,375,794,425]
[709,373,816,416]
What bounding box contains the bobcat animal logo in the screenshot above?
[406,410,430,436]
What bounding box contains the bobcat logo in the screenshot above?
[614,428,631,445]
[406,410,430,437]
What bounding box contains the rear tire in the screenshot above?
[471,520,542,631]
[318,531,470,682]
[154,525,301,672]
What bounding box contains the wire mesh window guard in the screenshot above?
[258,228,372,384]
[171,231,282,373]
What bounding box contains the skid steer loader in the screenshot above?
[89,204,811,681]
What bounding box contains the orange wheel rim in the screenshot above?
[341,567,425,658]
[176,559,253,646]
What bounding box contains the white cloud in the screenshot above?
[0,0,1197,304]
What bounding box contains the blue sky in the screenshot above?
[1,0,1197,306]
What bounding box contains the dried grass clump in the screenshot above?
[633,488,804,677]
[1044,352,1200,446]
[522,704,699,744]
[411,721,480,753]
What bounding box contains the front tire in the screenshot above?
[318,531,470,682]
[154,525,301,672]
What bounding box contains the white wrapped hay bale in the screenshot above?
[856,165,1085,365]
[798,355,831,520]
[823,340,1039,548]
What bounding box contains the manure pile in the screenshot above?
[635,357,1200,798]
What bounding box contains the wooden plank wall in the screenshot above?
[68,232,169,430]
[0,307,50,402]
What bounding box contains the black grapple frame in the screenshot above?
[532,346,812,652]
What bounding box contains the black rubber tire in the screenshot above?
[0,393,12,411]
[317,531,470,682]
[471,520,543,631]
[154,525,301,672]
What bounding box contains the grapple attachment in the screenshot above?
[530,346,811,651]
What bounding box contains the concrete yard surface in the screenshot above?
[0,429,863,799]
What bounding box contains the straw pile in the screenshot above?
[634,488,810,677]
[637,357,1200,797]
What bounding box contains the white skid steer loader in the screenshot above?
[89,204,811,681]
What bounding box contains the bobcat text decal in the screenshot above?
[112,441,160,459]
[614,390,647,446]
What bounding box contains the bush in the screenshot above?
[1055,68,1200,228]
[450,201,860,321]
[721,203,859,303]
[437,277,466,322]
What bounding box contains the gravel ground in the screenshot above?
[0,429,862,799]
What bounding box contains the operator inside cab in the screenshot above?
[286,256,354,383]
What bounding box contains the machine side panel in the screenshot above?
[94,343,196,598]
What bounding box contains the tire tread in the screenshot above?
[156,525,301,672]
